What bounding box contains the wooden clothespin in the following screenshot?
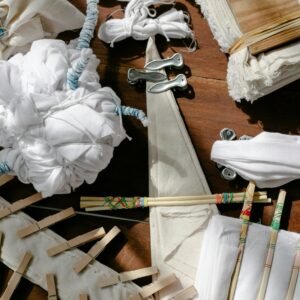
[0,252,32,300]
[46,274,57,300]
[170,286,198,300]
[17,207,76,238]
[0,175,14,187]
[74,226,120,273]
[47,227,106,257]
[98,266,159,288]
[79,294,89,300]
[0,193,43,220]
[129,274,178,300]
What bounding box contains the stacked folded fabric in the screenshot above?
[195,0,300,102]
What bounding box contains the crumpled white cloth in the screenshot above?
[0,197,142,299]
[99,0,194,47]
[146,37,218,299]
[211,132,300,188]
[195,0,300,102]
[195,215,300,300]
[0,0,85,59]
[0,39,127,197]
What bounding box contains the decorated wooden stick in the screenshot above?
[286,241,300,300]
[257,190,286,300]
[80,191,270,211]
[227,181,256,300]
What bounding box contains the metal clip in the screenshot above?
[148,74,188,94]
[128,68,167,85]
[239,135,253,140]
[144,53,184,71]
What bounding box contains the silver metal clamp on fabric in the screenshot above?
[148,74,188,93]
[144,53,184,70]
[127,68,167,85]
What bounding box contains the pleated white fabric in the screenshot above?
[0,39,127,197]
[0,0,85,59]
[195,0,300,102]
[211,132,300,188]
[195,215,300,300]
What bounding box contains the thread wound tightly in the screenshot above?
[116,106,149,127]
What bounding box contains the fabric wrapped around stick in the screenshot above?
[0,0,85,59]
[195,0,300,102]
[0,38,127,197]
[195,215,300,300]
[98,0,195,47]
[211,132,300,188]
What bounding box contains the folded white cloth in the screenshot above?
[195,0,300,102]
[0,39,127,197]
[0,0,85,59]
[195,215,300,300]
[0,197,141,299]
[146,37,217,299]
[211,131,300,188]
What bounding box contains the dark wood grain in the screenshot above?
[1,0,300,299]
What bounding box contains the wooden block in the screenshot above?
[46,274,57,300]
[47,227,105,257]
[17,207,75,238]
[73,226,120,273]
[0,252,32,300]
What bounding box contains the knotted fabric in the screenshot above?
[0,39,127,197]
[98,0,194,47]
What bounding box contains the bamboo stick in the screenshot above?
[286,241,300,300]
[227,181,256,300]
[257,190,286,300]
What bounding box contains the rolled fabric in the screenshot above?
[211,132,300,188]
[0,39,127,197]
[0,0,85,59]
[98,0,194,47]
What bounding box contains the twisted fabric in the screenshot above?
[98,0,194,47]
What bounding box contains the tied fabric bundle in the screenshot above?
[211,132,300,188]
[195,0,300,102]
[195,215,300,300]
[98,0,195,47]
[0,0,147,197]
[0,0,85,59]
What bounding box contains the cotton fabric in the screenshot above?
[0,0,85,59]
[0,39,127,197]
[195,0,300,102]
[211,132,300,188]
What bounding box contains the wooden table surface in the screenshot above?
[1,0,300,298]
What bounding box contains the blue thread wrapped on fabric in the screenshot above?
[116,105,149,127]
[0,162,10,174]
[0,27,7,39]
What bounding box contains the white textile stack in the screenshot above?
[0,39,127,197]
[0,0,85,59]
[195,0,300,102]
[195,215,300,300]
[211,132,300,188]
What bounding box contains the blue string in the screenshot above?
[115,105,149,127]
[0,28,7,39]
[0,162,11,174]
[77,0,99,50]
[67,50,91,90]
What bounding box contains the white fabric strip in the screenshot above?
[195,0,300,102]
[0,197,142,299]
[195,215,300,300]
[211,132,300,188]
[146,36,217,299]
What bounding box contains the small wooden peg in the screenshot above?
[74,226,120,273]
[46,274,57,300]
[79,294,89,300]
[47,227,106,257]
[0,252,33,300]
[17,207,75,238]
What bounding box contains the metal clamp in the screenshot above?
[144,53,184,71]
[127,68,167,85]
[148,74,188,94]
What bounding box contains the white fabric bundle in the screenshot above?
[211,132,300,188]
[0,197,142,299]
[195,0,300,102]
[146,37,217,299]
[0,0,85,59]
[99,0,194,47]
[0,38,127,197]
[195,215,300,300]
